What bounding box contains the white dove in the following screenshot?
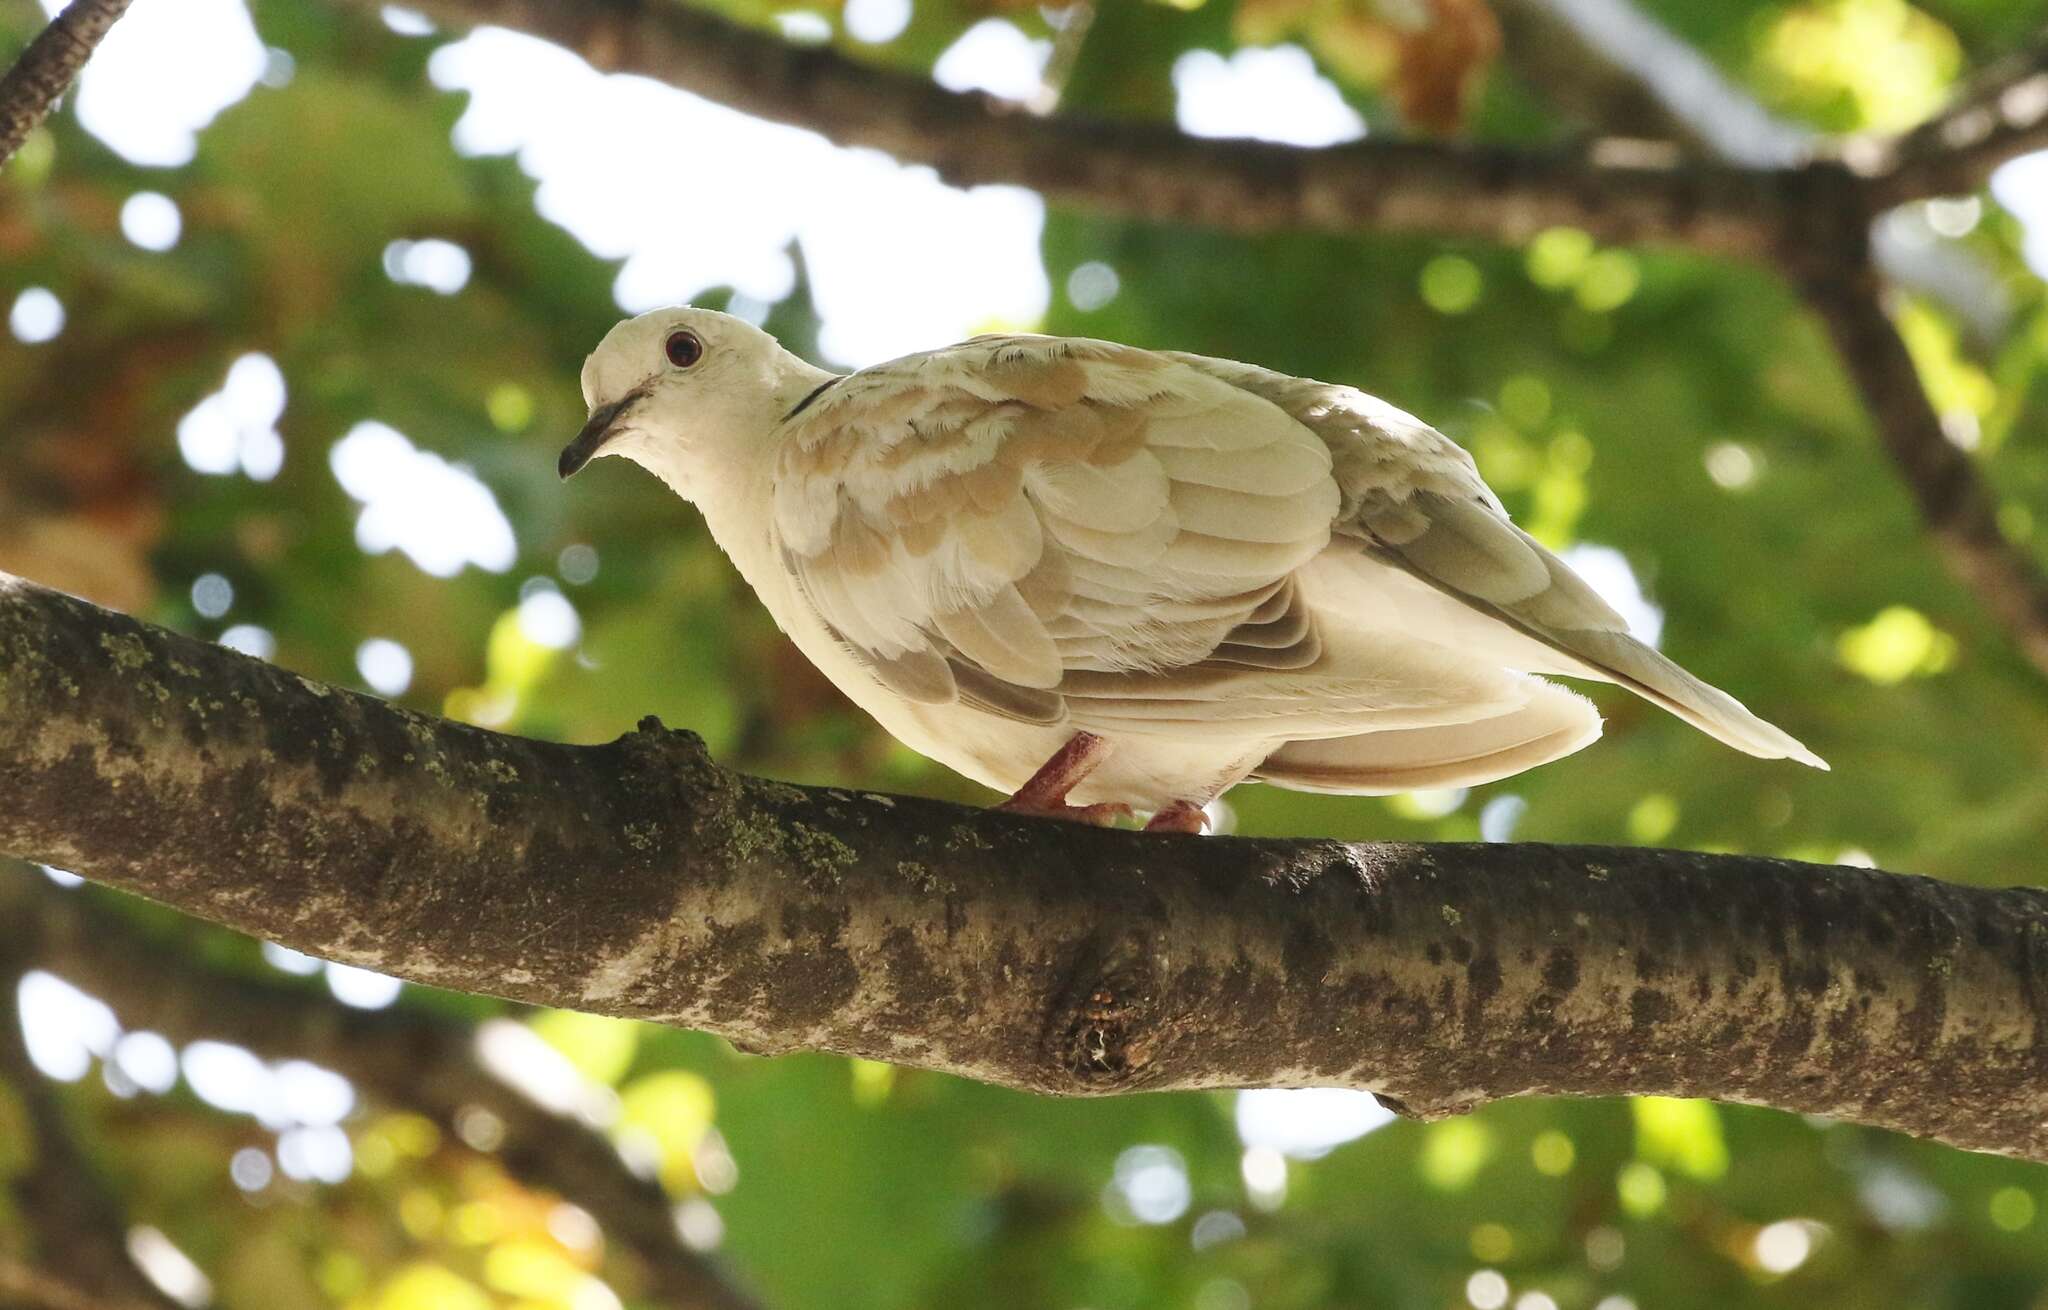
[561,308,1823,833]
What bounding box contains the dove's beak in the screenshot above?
[559,392,641,480]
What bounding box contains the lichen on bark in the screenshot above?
[2,571,2047,1161]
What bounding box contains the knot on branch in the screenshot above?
[619,714,710,767]
[1044,935,1162,1092]
[585,716,719,859]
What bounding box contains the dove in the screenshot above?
[560,308,1824,833]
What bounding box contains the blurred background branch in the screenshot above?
[1802,264,2048,677]
[336,0,1802,257]
[0,936,180,1310]
[1868,25,2048,207]
[3,876,763,1310]
[1475,0,2048,679]
[1492,0,1812,166]
[0,0,133,164]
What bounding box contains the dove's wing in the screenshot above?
[771,335,1538,739]
[1170,353,1826,768]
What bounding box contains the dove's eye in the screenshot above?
[665,330,704,369]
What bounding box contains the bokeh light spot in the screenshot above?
[356,638,414,697]
[1990,1186,2037,1231]
[1531,1130,1575,1176]
[1465,1269,1509,1310]
[191,573,234,619]
[9,287,64,343]
[1421,256,1483,314]
[1616,1161,1667,1217]
[120,191,183,250]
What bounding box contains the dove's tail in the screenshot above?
[1340,501,1828,771]
[1553,628,1828,770]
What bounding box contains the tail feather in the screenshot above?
[1562,629,1827,769]
[1339,492,1827,771]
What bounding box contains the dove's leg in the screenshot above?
[998,732,1132,826]
[1143,801,1210,834]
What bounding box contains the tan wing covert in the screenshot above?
[771,336,1525,736]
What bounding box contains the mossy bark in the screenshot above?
[3,572,2047,1160]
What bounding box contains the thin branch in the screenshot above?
[0,1259,134,1310]
[2,875,763,1310]
[0,0,135,168]
[1799,266,2048,675]
[0,943,179,1310]
[1493,0,2020,345]
[1866,28,2048,208]
[2,574,2047,1161]
[1492,0,1813,167]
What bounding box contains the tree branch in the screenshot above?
[0,1259,141,1310]
[1491,0,1812,167]
[2,874,763,1310]
[0,0,135,168]
[358,0,1817,260]
[3,573,2047,1161]
[0,938,179,1310]
[1799,265,2048,674]
[1866,27,2048,208]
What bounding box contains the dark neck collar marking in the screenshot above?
[783,375,843,421]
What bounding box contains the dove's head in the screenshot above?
[559,307,830,497]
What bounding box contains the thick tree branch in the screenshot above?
[360,0,1817,260]
[0,0,135,168]
[1,876,762,1310]
[3,574,2047,1161]
[0,942,179,1310]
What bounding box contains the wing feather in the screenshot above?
[1170,482,1323,544]
[1041,510,1178,570]
[775,334,1374,728]
[1153,441,1331,495]
[933,585,1063,689]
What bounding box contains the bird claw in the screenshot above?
[997,797,1133,827]
[1143,800,1210,834]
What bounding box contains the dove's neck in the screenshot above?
[691,456,781,588]
[651,351,835,606]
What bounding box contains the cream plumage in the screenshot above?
[561,307,1823,830]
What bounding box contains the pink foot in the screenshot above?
[1143,800,1211,834]
[998,732,1132,827]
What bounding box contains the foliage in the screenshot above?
[5,0,2048,1306]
